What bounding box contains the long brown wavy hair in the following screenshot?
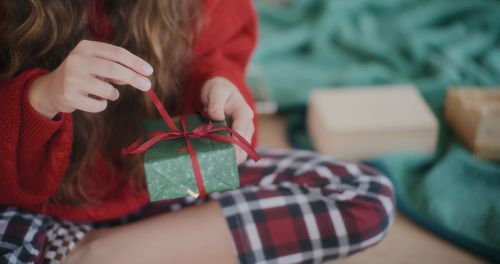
[0,0,202,206]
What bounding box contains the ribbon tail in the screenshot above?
[122,139,143,155]
[123,134,171,155]
[204,132,260,162]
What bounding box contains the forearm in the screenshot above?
[0,69,73,204]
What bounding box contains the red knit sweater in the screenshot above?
[0,0,258,222]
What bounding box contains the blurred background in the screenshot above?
[249,0,500,263]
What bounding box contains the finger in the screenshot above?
[232,118,250,164]
[72,93,108,113]
[95,76,127,86]
[231,115,254,143]
[207,86,231,121]
[226,97,255,142]
[110,80,127,86]
[84,78,120,101]
[89,57,151,91]
[78,40,154,76]
[231,112,255,164]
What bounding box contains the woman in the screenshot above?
[0,0,394,263]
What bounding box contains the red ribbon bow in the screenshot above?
[123,89,260,198]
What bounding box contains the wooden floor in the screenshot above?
[257,115,488,264]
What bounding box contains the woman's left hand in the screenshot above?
[201,77,255,164]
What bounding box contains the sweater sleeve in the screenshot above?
[0,69,73,207]
[181,0,259,145]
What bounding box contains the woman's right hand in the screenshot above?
[28,40,154,119]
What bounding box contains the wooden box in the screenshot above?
[445,88,500,160]
[308,85,438,160]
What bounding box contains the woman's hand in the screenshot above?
[29,40,154,119]
[201,77,255,164]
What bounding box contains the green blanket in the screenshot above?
[251,0,500,261]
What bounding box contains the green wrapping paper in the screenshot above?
[143,114,239,201]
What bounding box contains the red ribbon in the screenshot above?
[123,89,260,198]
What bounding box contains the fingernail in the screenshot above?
[140,78,151,91]
[113,89,120,100]
[143,64,154,75]
[210,109,224,119]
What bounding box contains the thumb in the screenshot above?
[206,85,231,121]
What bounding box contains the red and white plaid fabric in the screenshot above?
[0,148,394,264]
[217,149,395,263]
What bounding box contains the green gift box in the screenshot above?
[142,113,239,201]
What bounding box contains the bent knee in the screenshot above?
[318,164,395,257]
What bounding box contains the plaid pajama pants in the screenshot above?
[0,148,394,264]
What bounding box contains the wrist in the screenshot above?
[28,74,59,119]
